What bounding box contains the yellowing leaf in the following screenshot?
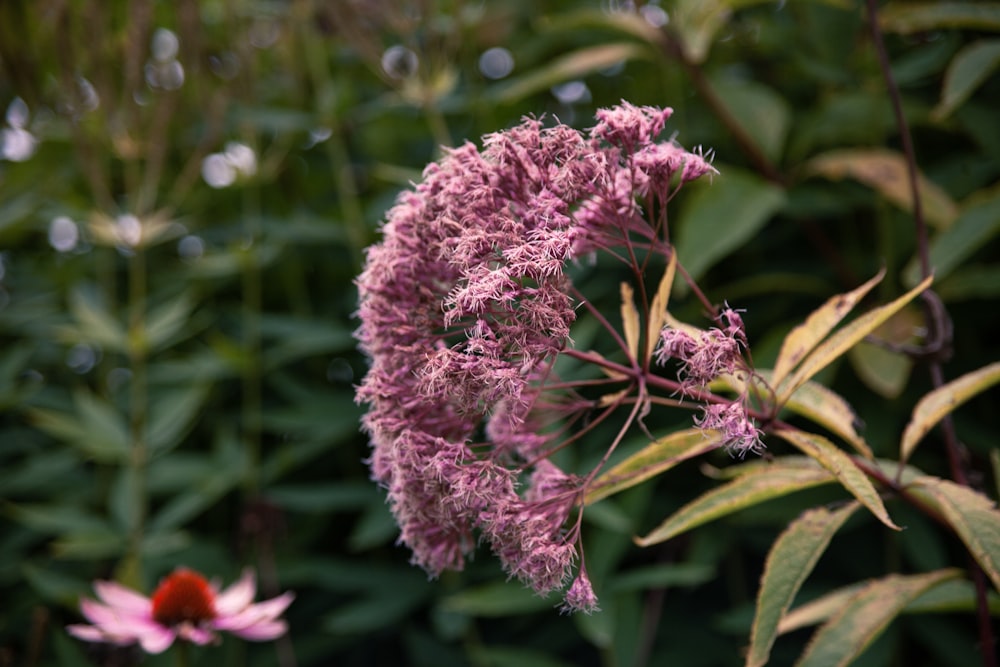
[778,583,866,635]
[774,429,899,530]
[646,252,677,362]
[900,361,1000,463]
[879,3,1000,34]
[731,370,870,458]
[663,311,706,339]
[907,476,1000,593]
[778,378,873,459]
[585,428,724,505]
[635,458,836,547]
[795,570,962,667]
[780,576,997,634]
[771,270,884,388]
[776,275,933,405]
[620,282,641,362]
[747,502,860,667]
[804,149,959,229]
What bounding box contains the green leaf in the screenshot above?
[487,43,651,105]
[904,577,1000,615]
[73,389,130,460]
[261,315,357,368]
[933,39,1000,119]
[903,186,1000,286]
[671,0,735,63]
[324,585,430,634]
[61,287,126,352]
[146,468,242,533]
[938,263,1000,301]
[879,3,1000,34]
[29,394,130,463]
[5,502,112,536]
[846,305,923,399]
[795,569,962,667]
[139,530,191,557]
[747,502,860,667]
[675,167,785,286]
[847,339,913,399]
[539,9,666,48]
[635,458,836,547]
[907,477,1000,593]
[148,435,247,532]
[709,77,791,163]
[144,292,198,352]
[52,528,126,559]
[0,344,34,409]
[22,563,89,603]
[774,429,900,530]
[609,562,715,593]
[804,149,959,229]
[901,361,1000,462]
[776,275,933,404]
[267,482,377,514]
[439,581,555,617]
[585,428,726,505]
[771,270,884,388]
[108,465,143,534]
[146,384,211,454]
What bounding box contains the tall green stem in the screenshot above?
[242,178,262,494]
[126,244,149,575]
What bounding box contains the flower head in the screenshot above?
[695,401,764,458]
[67,568,293,654]
[655,308,747,392]
[355,103,718,611]
[561,569,600,614]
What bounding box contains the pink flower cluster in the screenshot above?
[655,308,747,390]
[655,308,763,456]
[355,102,717,612]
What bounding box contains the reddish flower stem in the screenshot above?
[865,5,994,663]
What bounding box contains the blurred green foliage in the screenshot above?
[0,1,997,665]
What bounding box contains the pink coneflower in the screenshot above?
[66,567,293,654]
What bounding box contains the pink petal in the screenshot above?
[177,623,217,646]
[66,624,131,646]
[80,598,164,640]
[214,592,294,631]
[79,599,121,627]
[213,568,256,616]
[136,627,176,654]
[229,619,288,641]
[93,580,152,616]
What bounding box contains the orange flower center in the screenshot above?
[150,569,217,626]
